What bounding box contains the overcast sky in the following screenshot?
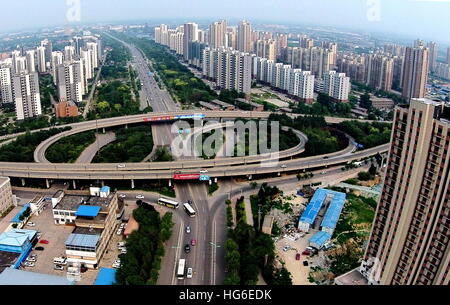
[2,0,450,44]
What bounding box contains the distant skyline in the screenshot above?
[1,0,450,45]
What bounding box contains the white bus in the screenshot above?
[177,259,186,280]
[158,198,180,209]
[183,203,196,218]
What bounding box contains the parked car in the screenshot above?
[27,222,36,227]
[116,229,123,235]
[54,265,64,271]
[135,194,145,200]
[184,244,191,253]
[283,245,290,252]
[117,164,126,169]
[119,194,127,199]
[199,169,208,174]
[303,261,309,267]
[39,240,49,244]
[302,250,311,256]
[191,239,197,246]
[120,248,127,254]
[29,254,37,259]
[80,266,88,273]
[186,226,191,234]
[187,268,193,279]
[35,247,45,251]
[112,263,120,269]
[24,262,35,267]
[117,242,125,248]
[295,253,301,261]
[26,257,36,263]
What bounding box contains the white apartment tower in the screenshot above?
[0,66,13,104]
[237,21,253,53]
[36,46,47,73]
[12,72,42,120]
[183,23,199,61]
[323,71,350,102]
[56,61,85,103]
[209,20,227,49]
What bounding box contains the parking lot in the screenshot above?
[20,202,74,277]
[275,232,317,285]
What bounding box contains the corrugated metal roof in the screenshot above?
[0,229,36,247]
[95,268,117,285]
[65,233,100,248]
[299,189,328,225]
[321,191,346,230]
[309,231,332,248]
[0,267,74,285]
[75,205,101,217]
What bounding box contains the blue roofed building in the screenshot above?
[95,268,117,285]
[0,229,37,271]
[309,231,332,249]
[298,189,328,232]
[320,191,346,235]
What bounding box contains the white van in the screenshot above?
[53,257,67,265]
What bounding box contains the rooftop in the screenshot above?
[11,203,31,223]
[76,205,101,217]
[309,231,332,248]
[65,233,101,249]
[0,267,75,285]
[320,191,346,230]
[334,268,368,285]
[299,189,328,225]
[54,193,115,212]
[0,229,37,248]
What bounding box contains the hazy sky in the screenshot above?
[1,0,450,44]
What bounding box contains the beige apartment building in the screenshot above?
[361,98,450,285]
[0,177,14,216]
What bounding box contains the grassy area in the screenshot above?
[0,127,70,162]
[338,120,392,149]
[46,131,96,163]
[93,125,153,163]
[208,183,219,196]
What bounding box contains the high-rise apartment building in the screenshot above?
[80,48,93,80]
[237,21,253,53]
[209,20,227,49]
[427,42,438,73]
[366,54,394,91]
[322,71,350,102]
[288,69,315,103]
[256,39,276,61]
[12,72,42,120]
[64,46,76,62]
[51,51,64,84]
[361,98,450,285]
[0,66,13,104]
[183,23,199,61]
[56,61,85,103]
[25,50,36,73]
[36,46,47,73]
[203,47,252,95]
[402,46,429,100]
[447,47,450,65]
[86,42,99,69]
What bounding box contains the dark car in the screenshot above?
[303,261,309,267]
[35,247,45,251]
[295,253,301,261]
[184,244,191,253]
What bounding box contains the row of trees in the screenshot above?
[291,93,352,117]
[0,127,70,162]
[115,204,174,285]
[337,120,392,149]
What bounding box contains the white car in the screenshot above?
[29,254,37,259]
[27,222,36,227]
[119,194,127,199]
[199,169,208,174]
[54,265,64,271]
[24,262,35,267]
[136,195,145,200]
[117,164,126,169]
[280,165,287,169]
[119,223,126,229]
[120,249,127,254]
[187,268,193,279]
[112,263,120,269]
[186,226,191,234]
[26,257,36,263]
[116,229,123,235]
[117,242,125,247]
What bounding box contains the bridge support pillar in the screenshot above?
[72,180,77,190]
[46,179,50,189]
[209,180,212,186]
[168,180,172,187]
[21,178,25,187]
[125,124,128,129]
[102,128,106,134]
[248,175,252,181]
[214,178,218,183]
[131,179,135,189]
[101,181,105,187]
[278,172,281,177]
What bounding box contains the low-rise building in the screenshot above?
[370,96,395,111]
[55,101,79,118]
